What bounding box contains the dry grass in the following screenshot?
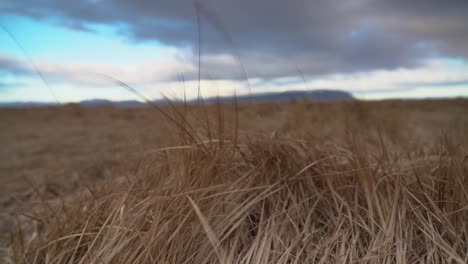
[2,99,468,263]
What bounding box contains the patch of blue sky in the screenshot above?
[441,57,467,69]
[0,80,28,90]
[414,40,429,49]
[0,14,180,65]
[348,30,362,40]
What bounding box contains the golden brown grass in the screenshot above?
[2,99,468,263]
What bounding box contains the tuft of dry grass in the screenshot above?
[3,99,468,263]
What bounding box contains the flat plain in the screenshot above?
[1,99,467,263]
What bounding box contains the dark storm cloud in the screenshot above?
[362,0,468,58]
[1,0,467,80]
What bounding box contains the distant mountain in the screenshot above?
[202,90,354,103]
[0,101,57,108]
[114,100,147,107]
[79,99,144,107]
[78,99,114,107]
[0,90,353,108]
[81,89,354,106]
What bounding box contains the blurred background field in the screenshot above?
[1,98,467,262]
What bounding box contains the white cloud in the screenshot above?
[2,52,467,102]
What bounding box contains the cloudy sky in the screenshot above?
[1,0,467,102]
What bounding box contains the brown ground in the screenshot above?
[1,99,467,262]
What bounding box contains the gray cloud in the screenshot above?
[0,54,31,75]
[1,0,467,80]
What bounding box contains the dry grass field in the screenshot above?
[1,99,467,263]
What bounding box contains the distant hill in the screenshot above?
[201,90,354,104]
[78,99,113,107]
[0,101,57,108]
[0,90,353,108]
[154,89,352,106]
[78,99,146,107]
